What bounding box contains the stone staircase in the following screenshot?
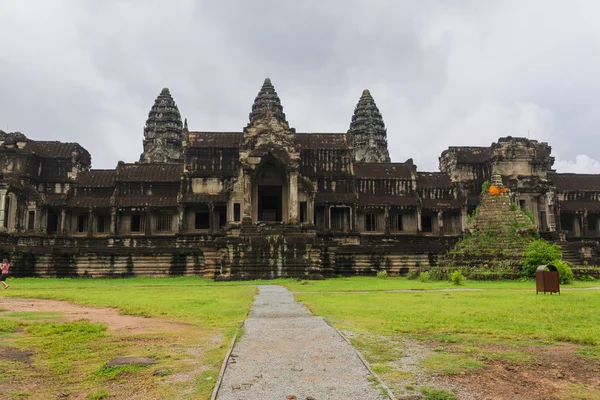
[539,231,583,266]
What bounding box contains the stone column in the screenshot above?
[178,205,185,233]
[438,210,444,236]
[0,189,7,232]
[110,207,117,235]
[416,207,422,233]
[307,196,315,225]
[460,205,468,233]
[209,203,215,233]
[384,206,390,235]
[59,209,66,235]
[242,170,252,222]
[325,203,331,231]
[39,208,47,234]
[87,208,94,237]
[145,208,152,236]
[288,171,299,223]
[582,210,588,237]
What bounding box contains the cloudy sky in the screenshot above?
[1,0,599,172]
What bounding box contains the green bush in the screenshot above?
[419,272,431,282]
[510,203,518,211]
[376,270,388,279]
[481,180,491,194]
[406,271,418,280]
[522,239,562,277]
[553,260,574,284]
[578,274,596,281]
[451,270,466,286]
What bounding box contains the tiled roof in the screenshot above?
[116,163,182,182]
[553,174,600,192]
[76,170,115,187]
[417,172,453,189]
[354,162,413,179]
[44,194,68,207]
[187,132,243,148]
[559,201,600,212]
[26,140,91,165]
[359,195,418,207]
[295,133,350,149]
[116,196,178,207]
[68,196,112,208]
[183,193,229,203]
[314,192,356,204]
[421,199,462,209]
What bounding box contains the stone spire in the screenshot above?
[139,88,183,163]
[248,78,287,126]
[349,89,391,163]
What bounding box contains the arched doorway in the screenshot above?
[253,157,288,222]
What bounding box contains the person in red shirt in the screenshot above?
[1,258,10,289]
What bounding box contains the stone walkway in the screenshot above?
[215,285,387,400]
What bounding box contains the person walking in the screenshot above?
[1,258,10,289]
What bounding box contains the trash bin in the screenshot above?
[536,265,560,295]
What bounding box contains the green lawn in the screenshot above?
[284,277,600,399]
[0,277,257,400]
[1,276,598,399]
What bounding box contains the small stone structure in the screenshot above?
[1,79,600,278]
[439,174,537,277]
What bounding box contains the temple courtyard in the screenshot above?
[0,277,599,400]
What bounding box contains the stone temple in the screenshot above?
[1,79,599,278]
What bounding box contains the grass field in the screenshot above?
[0,276,598,399]
[286,277,600,399]
[0,277,257,400]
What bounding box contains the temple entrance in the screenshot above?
[258,185,282,222]
[253,157,289,222]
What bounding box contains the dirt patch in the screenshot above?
[0,346,33,363]
[446,344,600,400]
[0,297,189,334]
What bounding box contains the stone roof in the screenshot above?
[68,196,112,208]
[116,163,182,182]
[248,78,287,126]
[441,146,491,164]
[187,132,243,148]
[116,195,178,207]
[25,140,91,165]
[553,173,600,192]
[296,133,350,149]
[314,192,356,204]
[44,194,68,207]
[182,193,229,203]
[76,170,116,187]
[354,162,413,179]
[187,132,350,150]
[358,195,418,207]
[417,172,453,189]
[560,200,600,212]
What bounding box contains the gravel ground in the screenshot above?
[215,285,388,400]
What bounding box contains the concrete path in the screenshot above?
[215,285,387,400]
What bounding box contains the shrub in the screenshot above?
[522,239,562,277]
[481,180,491,194]
[553,260,574,284]
[406,271,418,280]
[419,271,431,282]
[376,270,388,279]
[578,274,596,281]
[510,202,518,212]
[451,270,466,286]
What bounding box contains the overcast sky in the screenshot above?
[1,1,599,172]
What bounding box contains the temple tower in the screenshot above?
[349,89,391,163]
[247,78,288,126]
[139,88,183,163]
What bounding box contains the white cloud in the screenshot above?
[555,155,600,174]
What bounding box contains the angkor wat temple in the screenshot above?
[1,79,599,278]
